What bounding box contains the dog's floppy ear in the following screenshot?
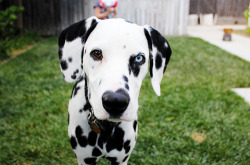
[143,26,172,96]
[58,16,99,83]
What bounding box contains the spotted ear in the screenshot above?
[58,16,99,83]
[144,26,172,96]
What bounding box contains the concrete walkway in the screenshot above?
[232,88,250,105]
[188,25,250,105]
[188,25,250,62]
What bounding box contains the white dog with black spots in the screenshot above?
[58,16,172,165]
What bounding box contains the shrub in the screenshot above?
[0,0,24,38]
[0,0,24,60]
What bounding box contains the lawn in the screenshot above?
[0,37,249,165]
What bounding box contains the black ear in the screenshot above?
[144,26,172,96]
[58,16,99,83]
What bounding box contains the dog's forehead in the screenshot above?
[86,19,147,50]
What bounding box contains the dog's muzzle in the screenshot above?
[102,88,130,118]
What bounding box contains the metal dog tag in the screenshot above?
[89,121,101,134]
[88,110,101,134]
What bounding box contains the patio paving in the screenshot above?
[188,25,250,62]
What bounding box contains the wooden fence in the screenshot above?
[2,0,190,36]
[216,0,250,24]
[22,0,86,36]
[84,0,190,36]
[189,0,250,24]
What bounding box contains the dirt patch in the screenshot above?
[0,42,39,65]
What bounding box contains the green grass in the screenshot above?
[0,31,41,61]
[0,37,249,165]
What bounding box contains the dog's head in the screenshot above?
[58,17,171,122]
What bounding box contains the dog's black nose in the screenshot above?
[102,89,130,117]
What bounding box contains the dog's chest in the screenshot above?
[67,77,138,164]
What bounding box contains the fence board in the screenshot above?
[3,0,189,36]
[189,0,250,24]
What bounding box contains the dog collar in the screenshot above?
[84,75,101,134]
[88,108,101,134]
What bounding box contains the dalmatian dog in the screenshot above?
[58,16,172,165]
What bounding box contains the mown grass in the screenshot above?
[0,37,249,165]
[0,31,41,62]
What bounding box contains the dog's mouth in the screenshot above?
[94,112,128,122]
[107,118,123,122]
[92,108,135,122]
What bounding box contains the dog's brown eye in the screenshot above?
[91,50,103,59]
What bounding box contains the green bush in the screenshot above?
[0,0,24,59]
[0,1,24,38]
[244,6,250,26]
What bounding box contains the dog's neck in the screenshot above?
[84,75,120,134]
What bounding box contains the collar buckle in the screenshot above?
[88,108,101,134]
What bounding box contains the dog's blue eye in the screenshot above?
[135,55,143,63]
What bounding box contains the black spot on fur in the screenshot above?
[75,126,87,147]
[72,86,80,97]
[144,29,152,51]
[124,140,131,154]
[149,53,153,78]
[155,53,162,69]
[106,126,125,152]
[83,102,91,111]
[125,83,129,90]
[81,47,84,69]
[149,27,172,73]
[128,54,145,77]
[58,49,62,59]
[88,131,97,146]
[84,157,97,164]
[123,155,129,162]
[58,29,67,48]
[99,80,102,86]
[128,67,131,75]
[74,69,79,74]
[71,69,79,80]
[68,57,72,62]
[123,75,128,82]
[133,121,137,132]
[78,75,85,82]
[71,74,76,79]
[71,76,84,98]
[92,147,102,157]
[91,19,97,26]
[60,19,87,43]
[83,21,98,43]
[123,45,126,49]
[70,136,77,149]
[106,157,117,164]
[97,122,121,150]
[60,60,68,70]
